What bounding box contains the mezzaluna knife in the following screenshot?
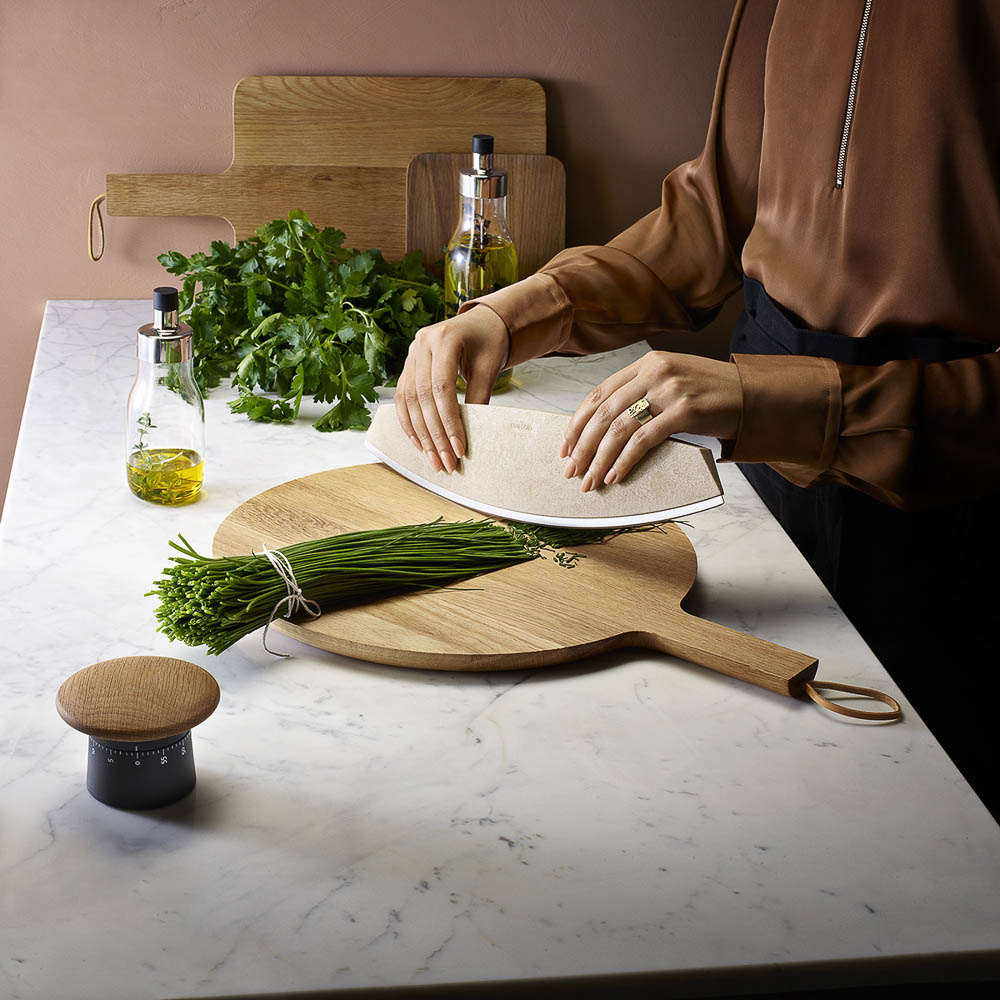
[364,402,724,528]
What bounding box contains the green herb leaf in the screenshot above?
[228,388,296,423]
[159,211,444,432]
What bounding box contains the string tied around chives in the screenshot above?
[258,544,321,656]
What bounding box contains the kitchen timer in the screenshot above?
[57,656,219,810]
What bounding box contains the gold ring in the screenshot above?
[627,398,653,425]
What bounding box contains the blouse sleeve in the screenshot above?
[725,350,1000,509]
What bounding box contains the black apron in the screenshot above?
[731,278,999,818]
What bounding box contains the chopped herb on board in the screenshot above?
[158,211,444,432]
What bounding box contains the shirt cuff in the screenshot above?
[457,273,572,367]
[720,353,842,473]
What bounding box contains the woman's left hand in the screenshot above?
[560,351,742,491]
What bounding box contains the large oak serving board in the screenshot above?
[212,464,819,698]
[106,75,547,252]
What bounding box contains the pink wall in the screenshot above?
[0,0,737,513]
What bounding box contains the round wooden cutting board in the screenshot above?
[212,463,818,698]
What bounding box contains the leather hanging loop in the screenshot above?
[88,193,106,261]
[803,680,902,722]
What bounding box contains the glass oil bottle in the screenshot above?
[445,134,518,393]
[126,287,205,505]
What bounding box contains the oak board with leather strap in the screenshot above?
[211,463,900,721]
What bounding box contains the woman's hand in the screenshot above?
[561,351,742,491]
[394,307,510,473]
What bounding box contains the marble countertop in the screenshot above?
[2,300,999,1000]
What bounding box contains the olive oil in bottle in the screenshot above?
[446,236,518,311]
[125,288,205,505]
[127,448,204,505]
[446,134,518,393]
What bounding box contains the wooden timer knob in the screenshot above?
[57,656,219,810]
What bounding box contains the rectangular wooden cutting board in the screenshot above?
[106,75,548,254]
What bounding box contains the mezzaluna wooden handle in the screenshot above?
[632,610,819,698]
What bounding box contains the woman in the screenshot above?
[395,1,1000,817]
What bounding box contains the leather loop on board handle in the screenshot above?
[88,193,106,262]
[803,681,902,722]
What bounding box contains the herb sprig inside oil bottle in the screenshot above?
[126,287,205,505]
[446,134,518,393]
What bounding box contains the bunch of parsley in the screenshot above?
[157,210,444,432]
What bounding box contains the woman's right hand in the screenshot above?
[394,305,510,474]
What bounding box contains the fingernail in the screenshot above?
[558,439,568,458]
[426,449,443,473]
[581,472,593,492]
[450,436,465,459]
[409,434,421,450]
[440,450,456,474]
[564,460,577,479]
[604,468,617,485]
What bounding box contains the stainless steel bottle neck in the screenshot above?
[153,307,179,330]
[459,169,507,199]
[472,149,493,174]
[137,322,194,363]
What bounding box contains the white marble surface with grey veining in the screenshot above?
[1,300,999,999]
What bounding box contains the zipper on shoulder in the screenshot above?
[836,0,873,189]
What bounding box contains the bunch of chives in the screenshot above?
[148,519,646,655]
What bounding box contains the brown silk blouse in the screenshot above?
[460,0,1000,510]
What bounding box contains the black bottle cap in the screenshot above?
[153,287,179,311]
[472,134,494,154]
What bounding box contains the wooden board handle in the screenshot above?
[106,173,234,219]
[634,611,819,698]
